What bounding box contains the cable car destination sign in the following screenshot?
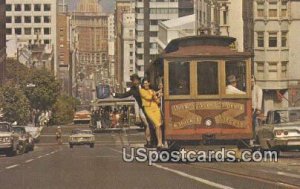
[170,101,247,129]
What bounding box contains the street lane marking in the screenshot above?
[108,147,234,189]
[25,159,34,163]
[6,164,19,169]
[277,171,300,179]
[152,163,234,189]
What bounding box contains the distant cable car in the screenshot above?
[96,84,110,99]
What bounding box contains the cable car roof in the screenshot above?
[162,35,252,59]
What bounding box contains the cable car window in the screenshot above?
[169,62,190,95]
[197,61,219,95]
[225,61,247,95]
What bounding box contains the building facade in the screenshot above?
[5,0,57,74]
[194,0,253,53]
[253,0,300,110]
[57,12,71,95]
[115,0,134,90]
[108,14,116,89]
[0,0,6,85]
[157,14,195,52]
[122,13,135,86]
[72,0,109,102]
[135,0,180,78]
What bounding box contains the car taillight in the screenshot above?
[283,131,289,135]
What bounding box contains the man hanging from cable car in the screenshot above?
[112,74,155,148]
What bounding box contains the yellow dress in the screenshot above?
[139,88,162,128]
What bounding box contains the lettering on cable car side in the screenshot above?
[170,101,247,129]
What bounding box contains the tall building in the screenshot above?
[194,0,253,53]
[72,0,109,102]
[253,0,300,110]
[5,0,57,74]
[135,0,186,78]
[57,10,71,95]
[108,14,115,88]
[0,0,6,85]
[115,0,134,90]
[122,13,135,87]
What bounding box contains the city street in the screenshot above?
[0,125,299,189]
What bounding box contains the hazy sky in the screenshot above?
[68,0,116,13]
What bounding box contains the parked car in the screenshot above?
[69,129,95,148]
[12,126,34,153]
[256,107,300,151]
[0,122,20,156]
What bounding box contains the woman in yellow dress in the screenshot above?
[139,79,163,148]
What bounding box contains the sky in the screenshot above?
[68,0,116,13]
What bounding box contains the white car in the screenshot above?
[69,129,95,148]
[256,107,300,151]
[0,122,20,156]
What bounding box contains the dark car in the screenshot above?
[12,126,34,153]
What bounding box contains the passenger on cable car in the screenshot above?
[139,78,164,150]
[226,75,246,95]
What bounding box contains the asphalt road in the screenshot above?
[0,125,300,189]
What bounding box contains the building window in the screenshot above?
[6,16,12,23]
[150,20,158,25]
[137,31,144,36]
[257,32,264,47]
[150,32,157,37]
[223,10,228,25]
[129,30,133,37]
[257,2,265,17]
[25,16,31,23]
[24,28,31,35]
[44,28,51,35]
[130,59,133,64]
[256,62,264,79]
[268,62,278,79]
[24,4,31,11]
[130,52,133,56]
[6,4,12,11]
[269,2,277,17]
[281,31,287,47]
[269,32,277,47]
[44,40,50,44]
[15,28,22,35]
[34,28,41,35]
[281,1,287,17]
[34,16,41,23]
[44,16,51,23]
[15,16,22,23]
[44,4,51,11]
[129,44,133,48]
[6,28,12,35]
[281,61,288,78]
[137,43,143,48]
[34,4,41,11]
[15,4,22,11]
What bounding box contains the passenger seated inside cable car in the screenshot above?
[225,61,247,95]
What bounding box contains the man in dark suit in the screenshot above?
[112,74,155,147]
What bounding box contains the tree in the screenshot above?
[0,85,30,124]
[51,95,80,125]
[23,69,61,111]
[5,58,32,85]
